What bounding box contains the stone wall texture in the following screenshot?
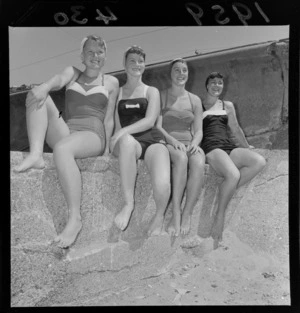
[10,149,288,306]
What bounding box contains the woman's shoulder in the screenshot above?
[188,92,202,109]
[223,100,234,109]
[145,84,159,96]
[104,74,119,86]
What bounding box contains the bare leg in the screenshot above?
[206,149,240,246]
[53,131,103,248]
[181,150,205,235]
[145,144,171,236]
[14,95,69,172]
[230,148,266,188]
[113,134,142,231]
[166,146,188,236]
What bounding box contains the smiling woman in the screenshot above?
[14,34,119,249]
[110,45,171,235]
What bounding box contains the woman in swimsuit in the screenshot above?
[110,46,171,235]
[14,35,119,248]
[156,58,205,237]
[201,72,266,247]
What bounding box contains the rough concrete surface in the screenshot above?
[10,149,289,306]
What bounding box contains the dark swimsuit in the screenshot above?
[117,85,166,159]
[201,100,237,155]
[161,91,194,146]
[65,73,108,142]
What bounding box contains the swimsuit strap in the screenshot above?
[143,85,149,98]
[187,92,194,112]
[101,73,104,86]
[222,100,225,110]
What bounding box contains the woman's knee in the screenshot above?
[172,150,188,167]
[53,140,73,160]
[255,154,266,171]
[189,153,205,172]
[224,167,240,183]
[118,134,136,151]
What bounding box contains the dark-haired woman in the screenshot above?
[201,72,266,247]
[110,46,171,235]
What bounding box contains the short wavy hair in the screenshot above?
[124,45,146,62]
[205,72,224,90]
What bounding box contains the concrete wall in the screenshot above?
[10,149,288,306]
[10,39,288,152]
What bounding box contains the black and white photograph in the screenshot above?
[5,0,299,309]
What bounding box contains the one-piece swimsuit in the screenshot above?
[201,100,237,155]
[161,91,194,146]
[117,85,165,159]
[65,73,108,142]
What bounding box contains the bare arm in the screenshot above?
[103,75,119,155]
[225,101,251,148]
[190,94,203,147]
[26,66,79,108]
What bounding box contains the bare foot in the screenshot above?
[180,211,191,236]
[211,212,225,249]
[148,213,165,236]
[54,216,82,248]
[167,208,181,237]
[14,153,45,172]
[114,203,134,231]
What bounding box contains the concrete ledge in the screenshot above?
[10,149,288,306]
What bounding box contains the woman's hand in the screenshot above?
[248,145,255,149]
[109,128,128,153]
[171,138,187,152]
[25,84,49,109]
[187,143,202,155]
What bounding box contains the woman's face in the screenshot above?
[206,77,224,97]
[171,62,188,86]
[125,53,145,77]
[82,39,106,70]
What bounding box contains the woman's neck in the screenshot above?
[169,84,186,97]
[124,75,143,90]
[204,94,219,107]
[83,68,102,79]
